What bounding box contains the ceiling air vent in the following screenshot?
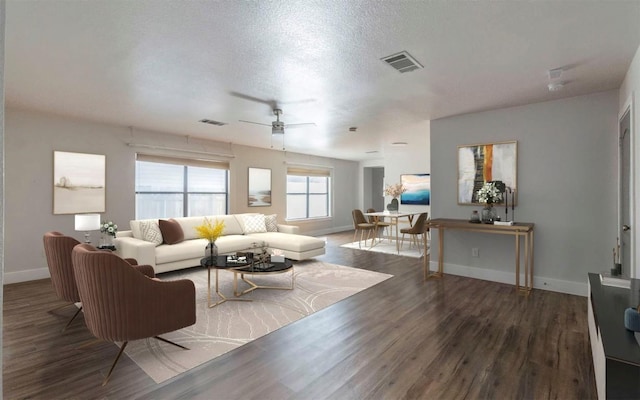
[199,119,227,126]
[381,51,423,73]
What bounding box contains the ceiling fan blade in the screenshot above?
[285,122,316,129]
[229,91,278,110]
[239,120,272,127]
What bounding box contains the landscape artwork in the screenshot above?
[457,141,517,204]
[53,151,106,214]
[400,174,430,205]
[248,167,272,207]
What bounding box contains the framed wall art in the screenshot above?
[400,173,430,205]
[457,141,517,205]
[53,151,106,214]
[248,167,272,207]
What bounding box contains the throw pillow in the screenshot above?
[242,214,267,233]
[139,220,163,246]
[265,214,278,232]
[159,218,184,245]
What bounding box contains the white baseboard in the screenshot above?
[5,267,50,284]
[307,225,353,237]
[430,261,588,297]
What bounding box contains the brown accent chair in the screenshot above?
[352,209,377,248]
[367,208,392,241]
[71,244,196,386]
[43,231,83,331]
[400,212,430,254]
[43,232,150,332]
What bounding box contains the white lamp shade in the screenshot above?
[75,213,101,231]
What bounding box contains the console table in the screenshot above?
[588,273,640,399]
[428,218,535,294]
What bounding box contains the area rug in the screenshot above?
[120,260,392,383]
[340,240,428,258]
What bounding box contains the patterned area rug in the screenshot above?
[340,240,428,258]
[121,260,392,383]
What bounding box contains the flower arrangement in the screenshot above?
[100,221,118,237]
[195,218,225,243]
[384,183,407,199]
[476,181,503,205]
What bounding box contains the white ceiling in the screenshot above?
[5,1,640,161]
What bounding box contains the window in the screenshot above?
[135,155,229,219]
[286,167,331,220]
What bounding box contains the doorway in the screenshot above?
[363,167,385,212]
[619,105,633,278]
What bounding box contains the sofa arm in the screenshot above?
[277,224,300,234]
[114,236,157,267]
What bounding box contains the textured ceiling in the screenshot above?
[5,1,640,161]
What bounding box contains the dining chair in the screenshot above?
[366,208,391,242]
[352,209,377,248]
[400,212,429,254]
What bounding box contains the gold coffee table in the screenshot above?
[201,255,253,308]
[232,258,294,296]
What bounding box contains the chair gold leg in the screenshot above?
[154,335,189,350]
[103,341,128,386]
[62,306,83,332]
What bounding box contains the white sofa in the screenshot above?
[114,214,325,274]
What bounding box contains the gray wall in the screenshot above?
[1,0,6,392]
[431,90,619,295]
[5,108,357,283]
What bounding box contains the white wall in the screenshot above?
[431,91,619,296]
[359,119,431,228]
[5,108,358,283]
[619,43,640,276]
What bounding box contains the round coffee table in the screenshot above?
[231,259,294,296]
[201,255,253,308]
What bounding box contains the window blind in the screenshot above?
[286,167,331,177]
[136,153,229,170]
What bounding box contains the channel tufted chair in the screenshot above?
[71,244,196,386]
[43,231,83,331]
[43,231,149,332]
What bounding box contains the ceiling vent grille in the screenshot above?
[199,119,227,126]
[381,51,423,73]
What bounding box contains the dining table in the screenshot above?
[363,211,423,253]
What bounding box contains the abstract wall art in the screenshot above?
[400,173,430,205]
[53,151,106,214]
[248,167,272,207]
[457,141,517,205]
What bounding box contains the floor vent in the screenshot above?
[199,119,227,126]
[381,51,423,73]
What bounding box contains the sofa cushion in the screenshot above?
[177,215,244,240]
[130,219,157,240]
[265,214,278,232]
[154,236,258,265]
[139,220,163,246]
[240,214,267,233]
[159,218,184,245]
[247,232,325,253]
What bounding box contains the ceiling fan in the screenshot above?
[239,108,315,151]
[239,108,315,136]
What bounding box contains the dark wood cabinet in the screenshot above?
[588,273,640,399]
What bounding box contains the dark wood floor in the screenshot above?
[4,231,596,399]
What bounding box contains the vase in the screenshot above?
[206,241,218,261]
[481,205,497,223]
[386,198,399,212]
[100,234,114,248]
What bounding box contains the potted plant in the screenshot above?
[476,181,504,223]
[384,183,407,212]
[195,218,225,260]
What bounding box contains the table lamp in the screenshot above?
[75,213,101,244]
